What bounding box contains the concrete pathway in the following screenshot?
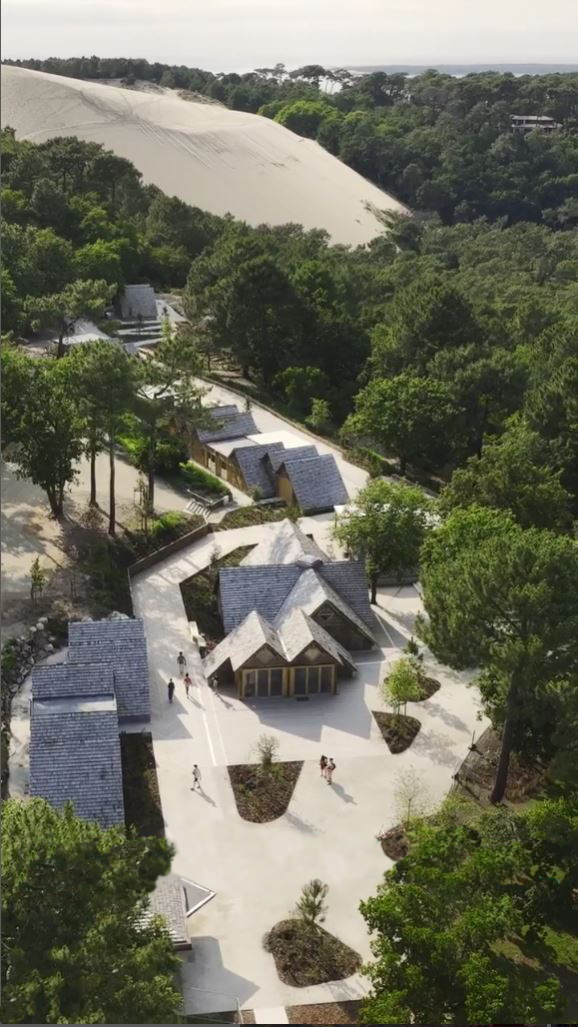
[254,1007,288,1024]
[131,520,487,1016]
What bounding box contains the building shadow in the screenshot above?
[179,935,259,1016]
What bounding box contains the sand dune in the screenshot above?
[1,65,405,246]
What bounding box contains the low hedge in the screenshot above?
[179,461,230,497]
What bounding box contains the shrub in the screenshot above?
[295,879,329,929]
[179,461,229,497]
[382,658,422,714]
[149,511,188,539]
[255,733,280,771]
[153,437,188,474]
[306,398,333,434]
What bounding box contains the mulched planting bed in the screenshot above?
[264,919,361,987]
[453,726,547,804]
[372,711,421,753]
[416,675,441,699]
[287,1000,363,1024]
[180,545,254,643]
[120,733,165,837]
[228,762,302,822]
[380,823,410,860]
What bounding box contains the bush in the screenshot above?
[149,511,189,540]
[179,461,230,497]
[153,437,187,474]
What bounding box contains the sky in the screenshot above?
[3,0,578,71]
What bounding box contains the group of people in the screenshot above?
[319,755,336,784]
[167,651,193,703]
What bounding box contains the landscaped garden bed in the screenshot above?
[264,920,361,987]
[287,1000,363,1024]
[178,460,231,499]
[128,510,204,557]
[415,675,441,699]
[372,711,421,753]
[215,504,292,530]
[379,823,410,860]
[228,761,302,822]
[179,545,254,643]
[120,733,165,837]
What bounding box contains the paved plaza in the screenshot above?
[131,518,486,1016]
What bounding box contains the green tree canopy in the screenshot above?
[360,805,567,1025]
[440,421,572,530]
[418,506,578,801]
[1,344,83,517]
[333,479,432,602]
[346,374,459,474]
[1,798,180,1025]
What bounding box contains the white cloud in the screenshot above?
[3,0,578,68]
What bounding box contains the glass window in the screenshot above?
[270,668,283,696]
[244,670,256,697]
[320,665,334,693]
[257,669,269,696]
[294,667,307,695]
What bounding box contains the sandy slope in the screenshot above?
[2,65,405,245]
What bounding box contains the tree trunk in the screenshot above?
[490,683,516,803]
[147,421,156,515]
[399,454,407,476]
[89,435,97,506]
[242,365,250,379]
[46,486,63,519]
[56,330,65,359]
[108,431,116,536]
[147,462,155,517]
[370,574,378,605]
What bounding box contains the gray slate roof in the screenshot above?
[197,405,258,444]
[219,559,374,638]
[276,567,374,644]
[231,442,285,496]
[279,454,349,513]
[119,284,158,320]
[204,605,354,678]
[68,619,150,722]
[265,445,317,472]
[241,519,327,567]
[29,696,125,829]
[147,874,191,950]
[32,662,114,700]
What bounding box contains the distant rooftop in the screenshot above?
[197,405,258,444]
[119,284,158,321]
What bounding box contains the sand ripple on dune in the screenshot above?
[2,65,405,245]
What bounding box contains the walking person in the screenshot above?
[192,764,202,791]
[319,755,328,778]
[184,672,192,699]
[177,651,187,677]
[167,678,175,704]
[326,758,336,785]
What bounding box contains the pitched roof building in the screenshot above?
[190,405,349,512]
[29,617,151,829]
[203,520,374,699]
[68,618,150,723]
